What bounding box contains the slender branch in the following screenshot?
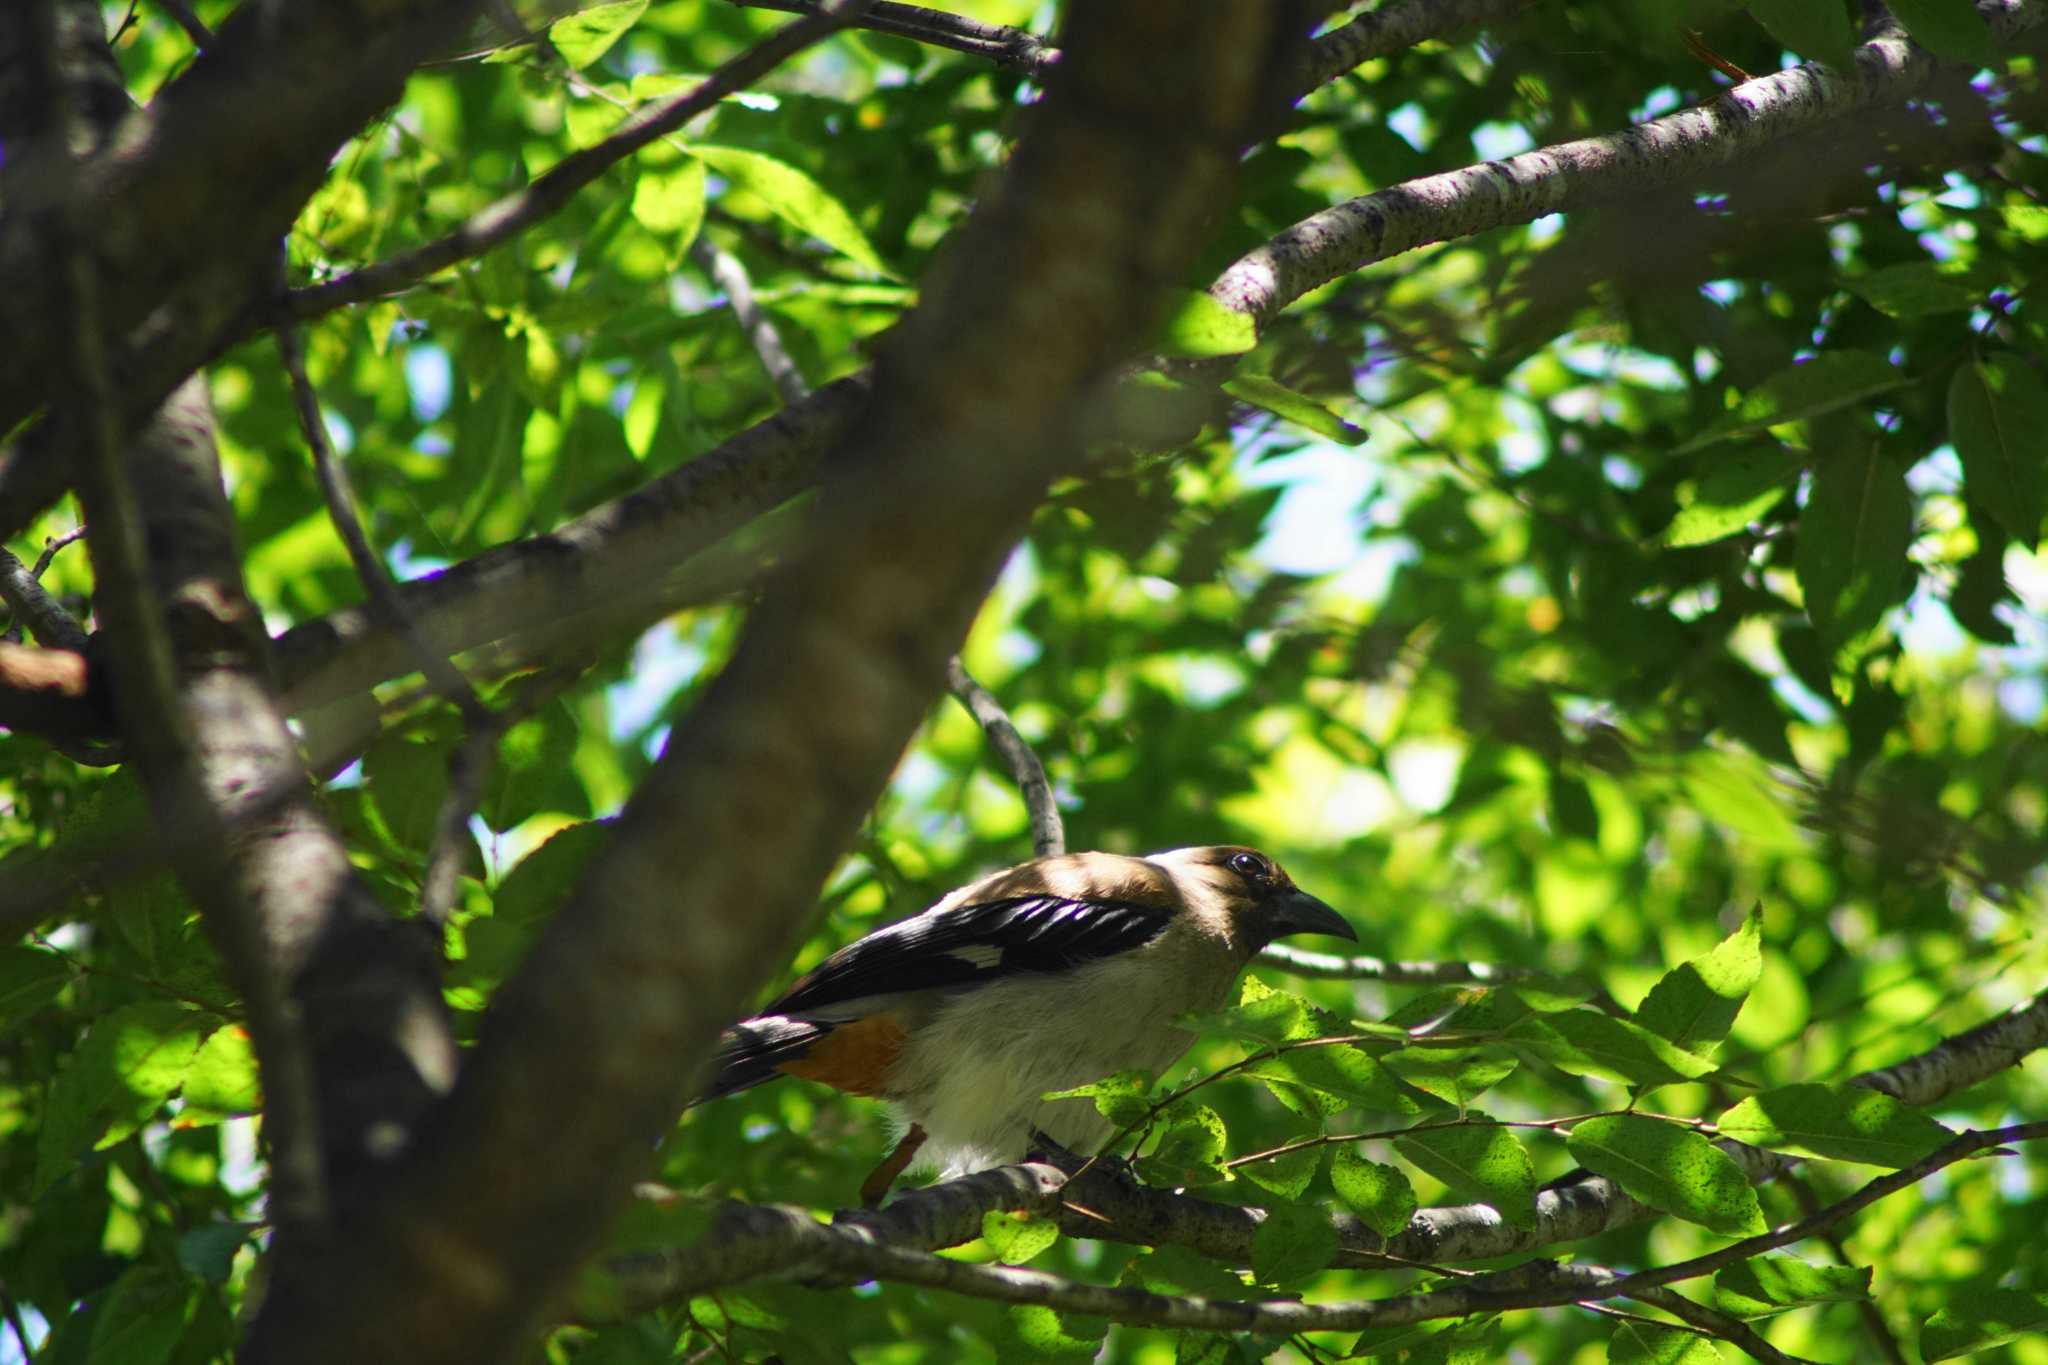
[1295,0,1539,93]
[151,0,213,48]
[1212,0,2048,328]
[632,1125,2045,1334]
[945,656,1064,857]
[0,547,87,651]
[285,1,874,321]
[1256,943,1546,983]
[728,0,1057,78]
[276,313,487,722]
[1607,1121,2048,1298]
[1782,1172,1908,1365]
[692,234,812,407]
[1850,988,2048,1105]
[1624,1283,1817,1365]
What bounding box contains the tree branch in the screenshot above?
[1257,943,1547,983]
[620,1124,2045,1336]
[629,985,2048,1305]
[284,1,873,322]
[1211,0,2048,327]
[945,656,1065,857]
[0,545,87,651]
[728,0,1058,78]
[243,5,1317,1361]
[692,233,813,407]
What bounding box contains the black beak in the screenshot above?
[1265,888,1357,944]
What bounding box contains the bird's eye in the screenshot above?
[1229,851,1271,882]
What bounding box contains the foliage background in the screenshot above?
[0,0,2044,1361]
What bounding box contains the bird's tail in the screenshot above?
[691,1015,831,1105]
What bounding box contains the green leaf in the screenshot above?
[1130,1244,1250,1299]
[1506,1009,1721,1089]
[37,1002,208,1193]
[1393,1121,1536,1228]
[1201,977,1311,1044]
[1659,447,1799,546]
[1848,261,1985,318]
[1249,1203,1337,1286]
[181,1025,260,1118]
[493,820,613,924]
[1000,1304,1106,1364]
[1715,1083,1956,1167]
[630,160,707,244]
[1677,351,1905,452]
[1330,1148,1418,1238]
[0,945,69,1031]
[1042,1069,1155,1128]
[1234,1142,1322,1202]
[1382,1047,1517,1108]
[1154,292,1257,358]
[1137,1104,1228,1187]
[1223,374,1367,446]
[1922,1286,2048,1361]
[1743,0,1854,67]
[481,701,585,833]
[86,1266,201,1365]
[1255,1043,1425,1115]
[1713,1255,1871,1318]
[1948,354,2048,549]
[1567,1114,1766,1236]
[1609,1320,1727,1363]
[549,0,648,69]
[177,1223,253,1283]
[692,146,893,277]
[1886,0,1997,63]
[981,1209,1060,1265]
[1795,436,1913,659]
[362,725,457,852]
[1634,906,1762,1054]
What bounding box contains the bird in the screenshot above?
[694,844,1355,1199]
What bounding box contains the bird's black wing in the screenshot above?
[768,895,1175,1015]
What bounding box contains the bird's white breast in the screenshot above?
[884,935,1242,1178]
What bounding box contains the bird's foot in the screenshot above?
[858,1124,927,1208]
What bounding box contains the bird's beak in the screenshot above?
[1268,888,1357,942]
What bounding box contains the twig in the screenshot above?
[944,656,1064,857]
[1256,942,1544,983]
[691,235,811,406]
[1624,1283,1816,1365]
[727,0,1056,77]
[1782,1172,1908,1365]
[151,0,213,48]
[0,546,88,651]
[275,310,486,723]
[284,0,876,320]
[30,526,86,578]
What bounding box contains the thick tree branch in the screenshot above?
[0,0,495,444]
[242,6,1316,1362]
[945,656,1065,857]
[1211,0,2048,327]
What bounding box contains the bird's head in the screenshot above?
[1145,845,1356,952]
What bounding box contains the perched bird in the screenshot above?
[696,845,1355,1197]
